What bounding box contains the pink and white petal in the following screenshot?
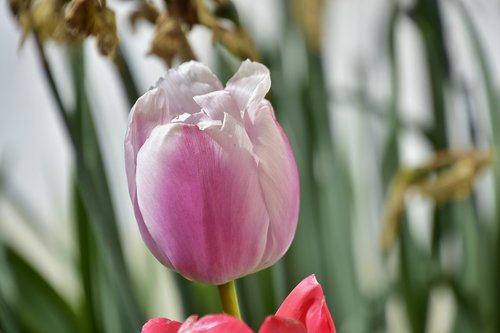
[171,111,210,125]
[179,315,252,333]
[276,275,335,333]
[135,123,269,284]
[193,90,241,121]
[142,318,182,333]
[132,197,173,267]
[225,60,270,117]
[245,102,299,265]
[125,87,170,199]
[126,61,221,187]
[157,61,223,117]
[125,89,174,267]
[204,112,254,156]
[259,316,307,333]
[126,61,222,188]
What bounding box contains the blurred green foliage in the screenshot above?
[1,0,499,332]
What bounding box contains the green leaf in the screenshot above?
[115,47,140,108]
[69,44,145,331]
[266,2,371,327]
[0,287,20,333]
[382,4,401,189]
[238,268,277,330]
[452,198,494,332]
[73,184,100,333]
[408,0,450,150]
[455,3,500,332]
[2,247,81,333]
[173,275,220,317]
[399,217,433,333]
[33,36,144,331]
[214,1,241,26]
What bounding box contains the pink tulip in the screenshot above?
[125,60,300,284]
[141,275,336,333]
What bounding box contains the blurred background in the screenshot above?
[1,0,499,332]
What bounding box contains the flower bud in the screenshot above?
[125,61,299,284]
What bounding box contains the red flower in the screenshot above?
[142,315,252,333]
[273,274,336,332]
[142,275,335,333]
[142,318,182,333]
[259,316,307,333]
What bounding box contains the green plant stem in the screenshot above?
[217,280,241,319]
[33,33,72,131]
[114,47,140,107]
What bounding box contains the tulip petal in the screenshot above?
[126,62,222,181]
[126,62,222,190]
[142,318,182,333]
[126,61,222,171]
[276,275,336,333]
[125,63,223,269]
[132,198,173,267]
[171,112,210,125]
[244,102,300,265]
[193,90,241,121]
[305,300,336,333]
[259,316,307,333]
[135,123,269,284]
[157,61,223,116]
[226,60,270,117]
[178,315,252,333]
[125,88,174,267]
[205,112,254,157]
[126,87,170,199]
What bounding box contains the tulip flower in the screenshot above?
[141,275,336,333]
[125,60,300,285]
[142,318,182,333]
[258,316,307,333]
[272,274,336,333]
[142,315,252,333]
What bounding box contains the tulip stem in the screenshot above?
[217,280,242,319]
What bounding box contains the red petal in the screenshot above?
[178,314,253,333]
[276,275,336,333]
[142,318,182,333]
[259,316,307,333]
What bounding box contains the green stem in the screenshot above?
[217,280,241,319]
[114,47,140,108]
[33,33,72,131]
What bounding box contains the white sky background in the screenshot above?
[1,0,499,329]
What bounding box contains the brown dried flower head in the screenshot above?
[9,0,71,44]
[149,13,195,67]
[65,0,119,58]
